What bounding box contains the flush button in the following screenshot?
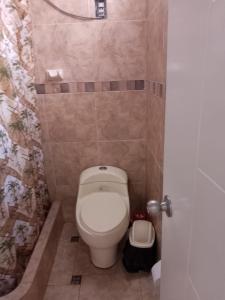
[99,166,107,171]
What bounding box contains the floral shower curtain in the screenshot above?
[0,0,49,296]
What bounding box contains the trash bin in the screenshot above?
[122,220,156,273]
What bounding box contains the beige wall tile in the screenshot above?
[33,22,101,83]
[30,0,89,25]
[36,95,48,142]
[96,91,147,140]
[108,0,148,20]
[33,20,147,82]
[146,150,163,253]
[147,94,165,168]
[129,181,147,211]
[147,0,167,82]
[50,141,98,186]
[44,93,97,142]
[97,21,147,81]
[146,151,163,204]
[98,140,146,183]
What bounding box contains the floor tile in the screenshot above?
[79,272,142,300]
[60,222,79,242]
[43,285,79,300]
[48,240,77,285]
[73,239,121,276]
[44,223,157,299]
[140,275,160,300]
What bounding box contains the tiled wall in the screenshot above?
[146,0,168,251]
[32,0,168,231]
[31,0,151,221]
[31,0,147,83]
[37,90,148,221]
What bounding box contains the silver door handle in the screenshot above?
[147,195,173,217]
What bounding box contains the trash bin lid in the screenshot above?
[129,220,155,248]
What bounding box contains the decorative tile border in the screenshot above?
[35,80,145,95]
[35,79,165,98]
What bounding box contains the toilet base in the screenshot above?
[90,245,118,268]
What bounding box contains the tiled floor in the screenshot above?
[44,223,159,300]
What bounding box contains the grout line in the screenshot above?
[46,139,147,144]
[94,98,101,163]
[78,284,81,300]
[32,19,149,27]
[47,283,80,287]
[36,89,147,96]
[97,138,147,143]
[87,0,90,18]
[150,148,163,172]
[93,86,100,140]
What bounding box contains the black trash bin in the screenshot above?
[123,220,157,273]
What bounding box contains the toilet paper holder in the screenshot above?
[46,69,63,81]
[147,195,172,217]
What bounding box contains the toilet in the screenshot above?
[75,166,130,268]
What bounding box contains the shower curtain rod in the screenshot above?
[43,0,99,21]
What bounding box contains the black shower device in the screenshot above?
[95,0,107,19]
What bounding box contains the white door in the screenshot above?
[161,1,225,300]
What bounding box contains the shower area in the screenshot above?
[0,0,167,297]
[0,0,50,296]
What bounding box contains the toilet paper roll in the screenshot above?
[46,69,63,81]
[151,260,161,284]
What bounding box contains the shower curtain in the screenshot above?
[0,0,50,295]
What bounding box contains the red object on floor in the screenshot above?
[130,211,151,223]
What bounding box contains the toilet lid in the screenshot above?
[80,192,127,233]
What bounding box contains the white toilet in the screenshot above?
[75,166,130,268]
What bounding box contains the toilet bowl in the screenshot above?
[75,166,130,268]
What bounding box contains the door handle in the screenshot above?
[147,195,173,217]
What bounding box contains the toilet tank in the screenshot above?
[79,166,128,185]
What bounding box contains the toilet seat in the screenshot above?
[79,192,127,234]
